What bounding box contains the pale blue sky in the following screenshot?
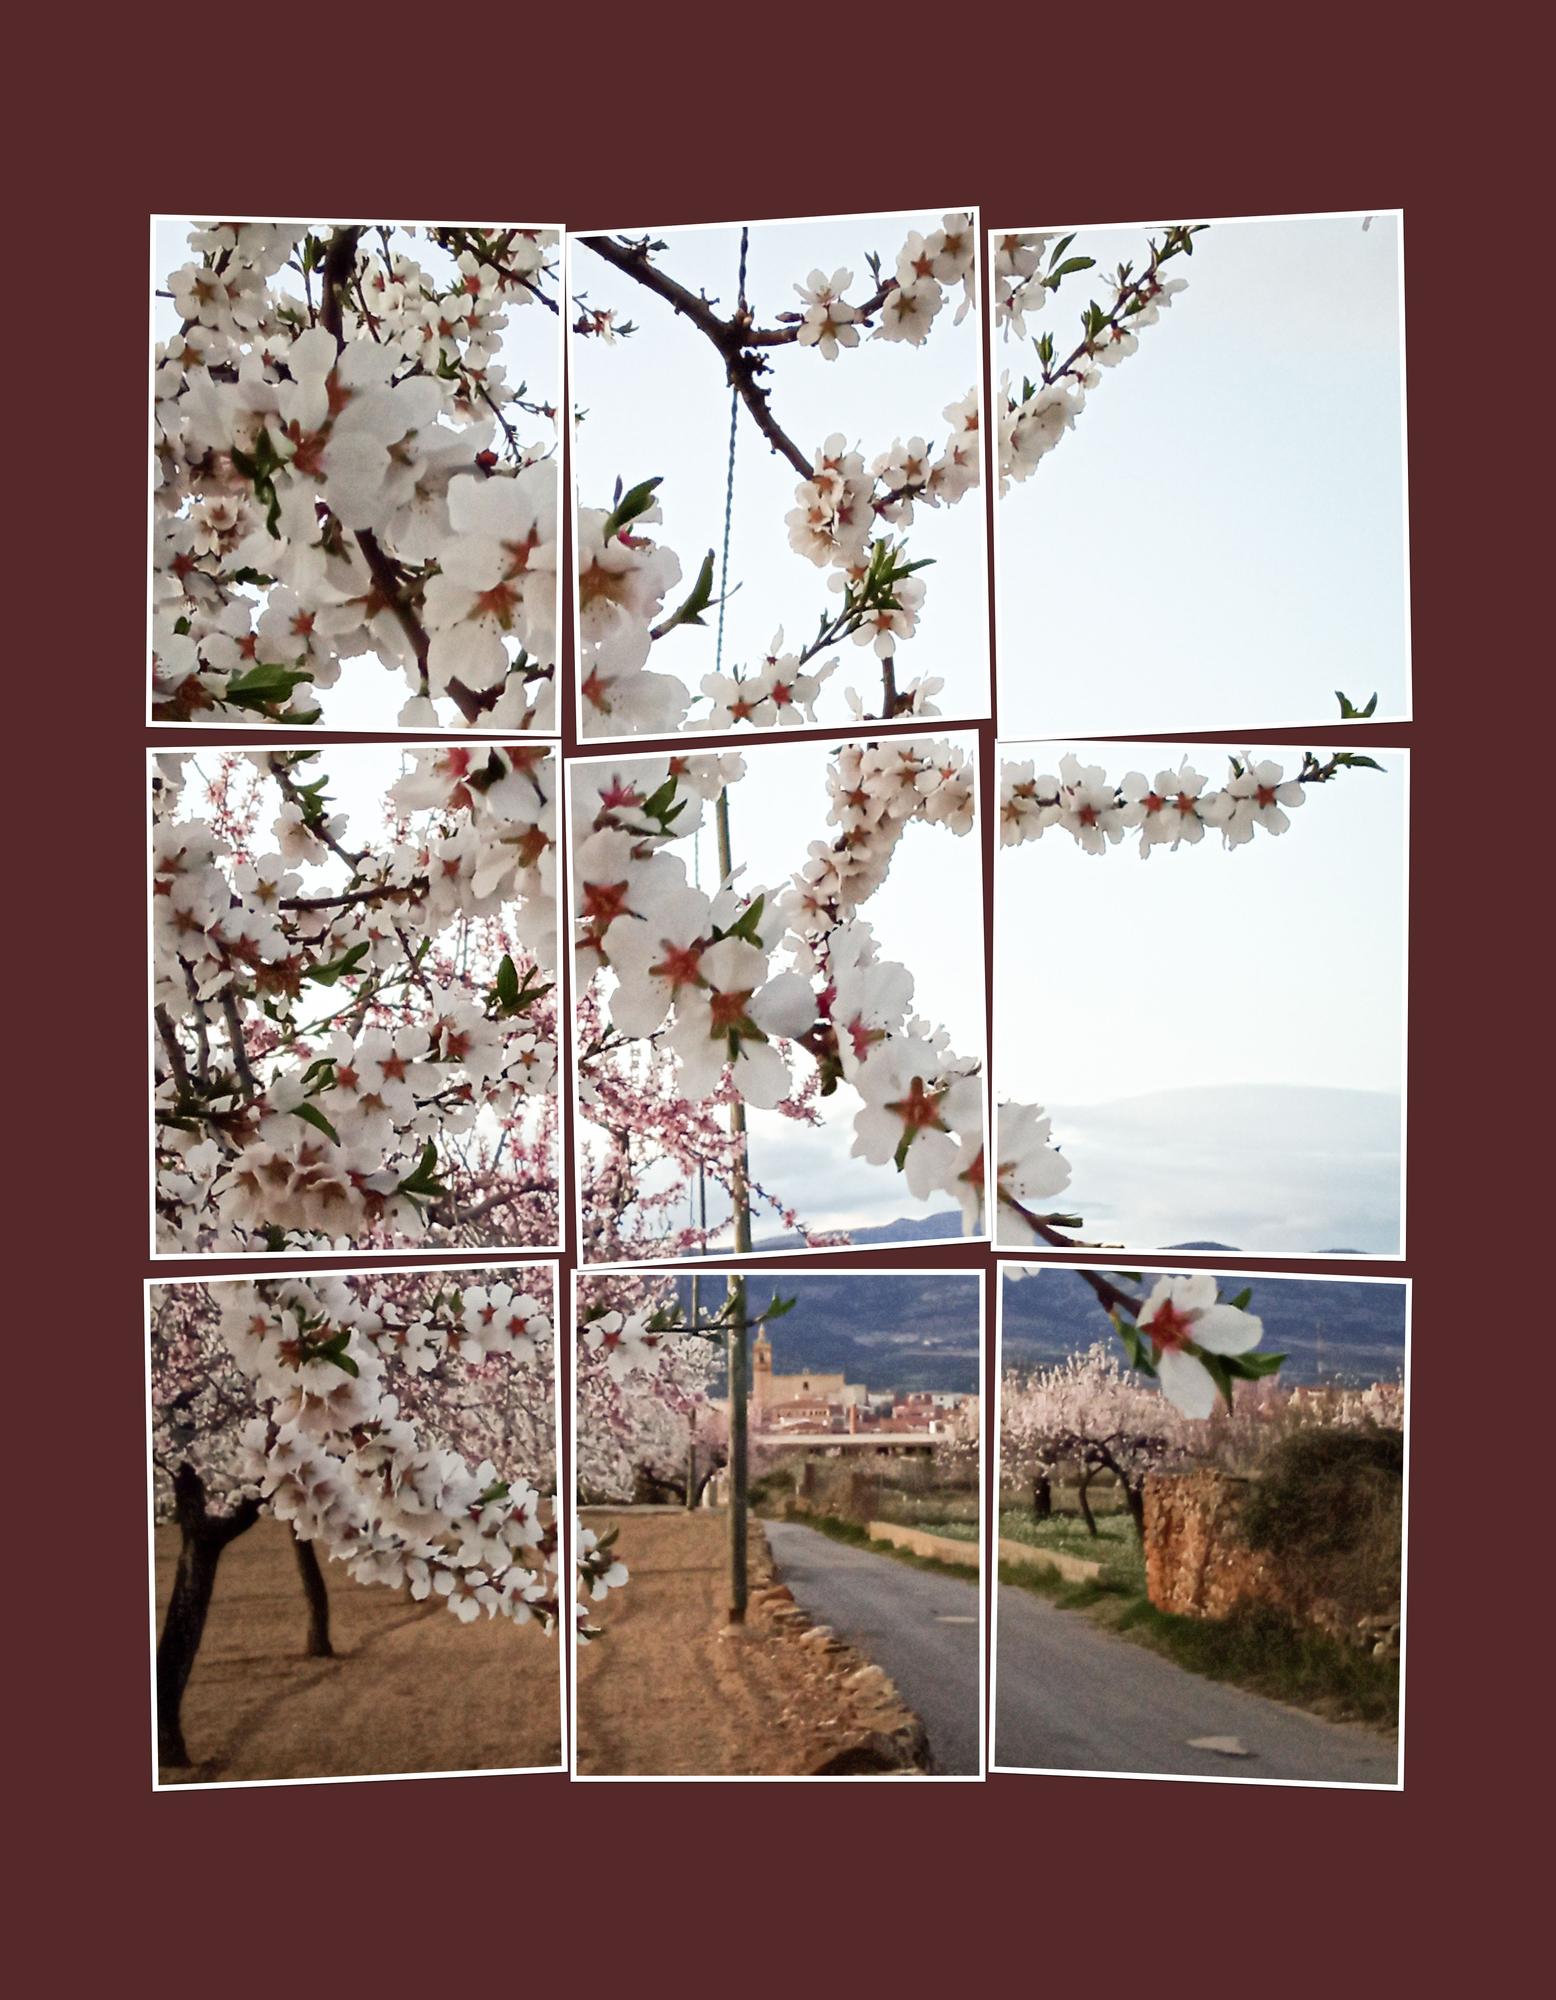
[570,211,990,730]
[995,212,1408,737]
[995,737,1405,1253]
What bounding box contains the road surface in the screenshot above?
[995,1583,1399,1785]
[765,1520,981,1775]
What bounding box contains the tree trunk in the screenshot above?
[1076,1467,1099,1537]
[155,1464,260,1767]
[1123,1477,1147,1545]
[293,1535,334,1658]
[1031,1473,1052,1521]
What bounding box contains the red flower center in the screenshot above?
[1148,1298,1197,1353]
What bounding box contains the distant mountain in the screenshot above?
[751,1208,965,1251]
[1000,1265,1406,1385]
[675,1268,982,1396]
[1051,1083,1402,1256]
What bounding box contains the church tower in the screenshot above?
[752,1327,772,1407]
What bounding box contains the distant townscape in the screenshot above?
[742,1324,975,1443]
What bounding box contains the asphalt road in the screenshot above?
[764,1520,981,1775]
[995,1583,1400,1785]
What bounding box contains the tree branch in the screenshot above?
[579,235,813,479]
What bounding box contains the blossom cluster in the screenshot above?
[575,214,982,736]
[994,226,1194,489]
[1000,750,1309,855]
[792,213,978,352]
[153,744,558,1253]
[153,220,561,729]
[573,738,986,1253]
[207,1273,560,1625]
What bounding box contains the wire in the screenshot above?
[711,225,748,680]
[693,225,750,1242]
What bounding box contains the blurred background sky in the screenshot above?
[995,736,1405,1254]
[995,211,1407,738]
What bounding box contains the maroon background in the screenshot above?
[26,35,1541,1979]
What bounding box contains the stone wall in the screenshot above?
[867,1521,978,1568]
[1144,1469,1284,1622]
[1142,1469,1399,1655]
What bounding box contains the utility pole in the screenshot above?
[717,787,753,1623]
[687,1271,701,1508]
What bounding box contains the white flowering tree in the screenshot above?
[992,224,1201,488]
[151,1266,556,1767]
[573,739,984,1261]
[1001,1323,1405,1540]
[153,219,560,730]
[153,742,558,1253]
[572,213,982,736]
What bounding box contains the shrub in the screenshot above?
[1240,1426,1403,1620]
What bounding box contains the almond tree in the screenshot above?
[573,213,981,735]
[154,220,561,730]
[154,742,558,1254]
[150,1265,556,1767]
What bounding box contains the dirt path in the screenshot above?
[155,1520,563,1784]
[575,1511,924,1776]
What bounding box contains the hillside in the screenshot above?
[1000,1265,1406,1384]
[675,1270,982,1396]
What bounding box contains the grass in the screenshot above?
[1114,1598,1400,1725]
[875,1492,981,1531]
[782,1509,980,1583]
[917,1518,977,1543]
[998,1508,1147,1592]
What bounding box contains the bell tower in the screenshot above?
[752,1327,772,1407]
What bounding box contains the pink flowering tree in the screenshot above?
[572,740,985,1262]
[572,214,982,735]
[153,742,559,1254]
[574,1276,793,1636]
[574,1267,725,1508]
[153,219,561,731]
[151,1265,556,1766]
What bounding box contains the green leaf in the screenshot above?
[1199,1352,1236,1407]
[1046,233,1076,272]
[396,1142,447,1202]
[656,550,716,632]
[291,1101,340,1145]
[601,476,662,541]
[1224,1350,1286,1380]
[305,941,370,987]
[226,662,316,710]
